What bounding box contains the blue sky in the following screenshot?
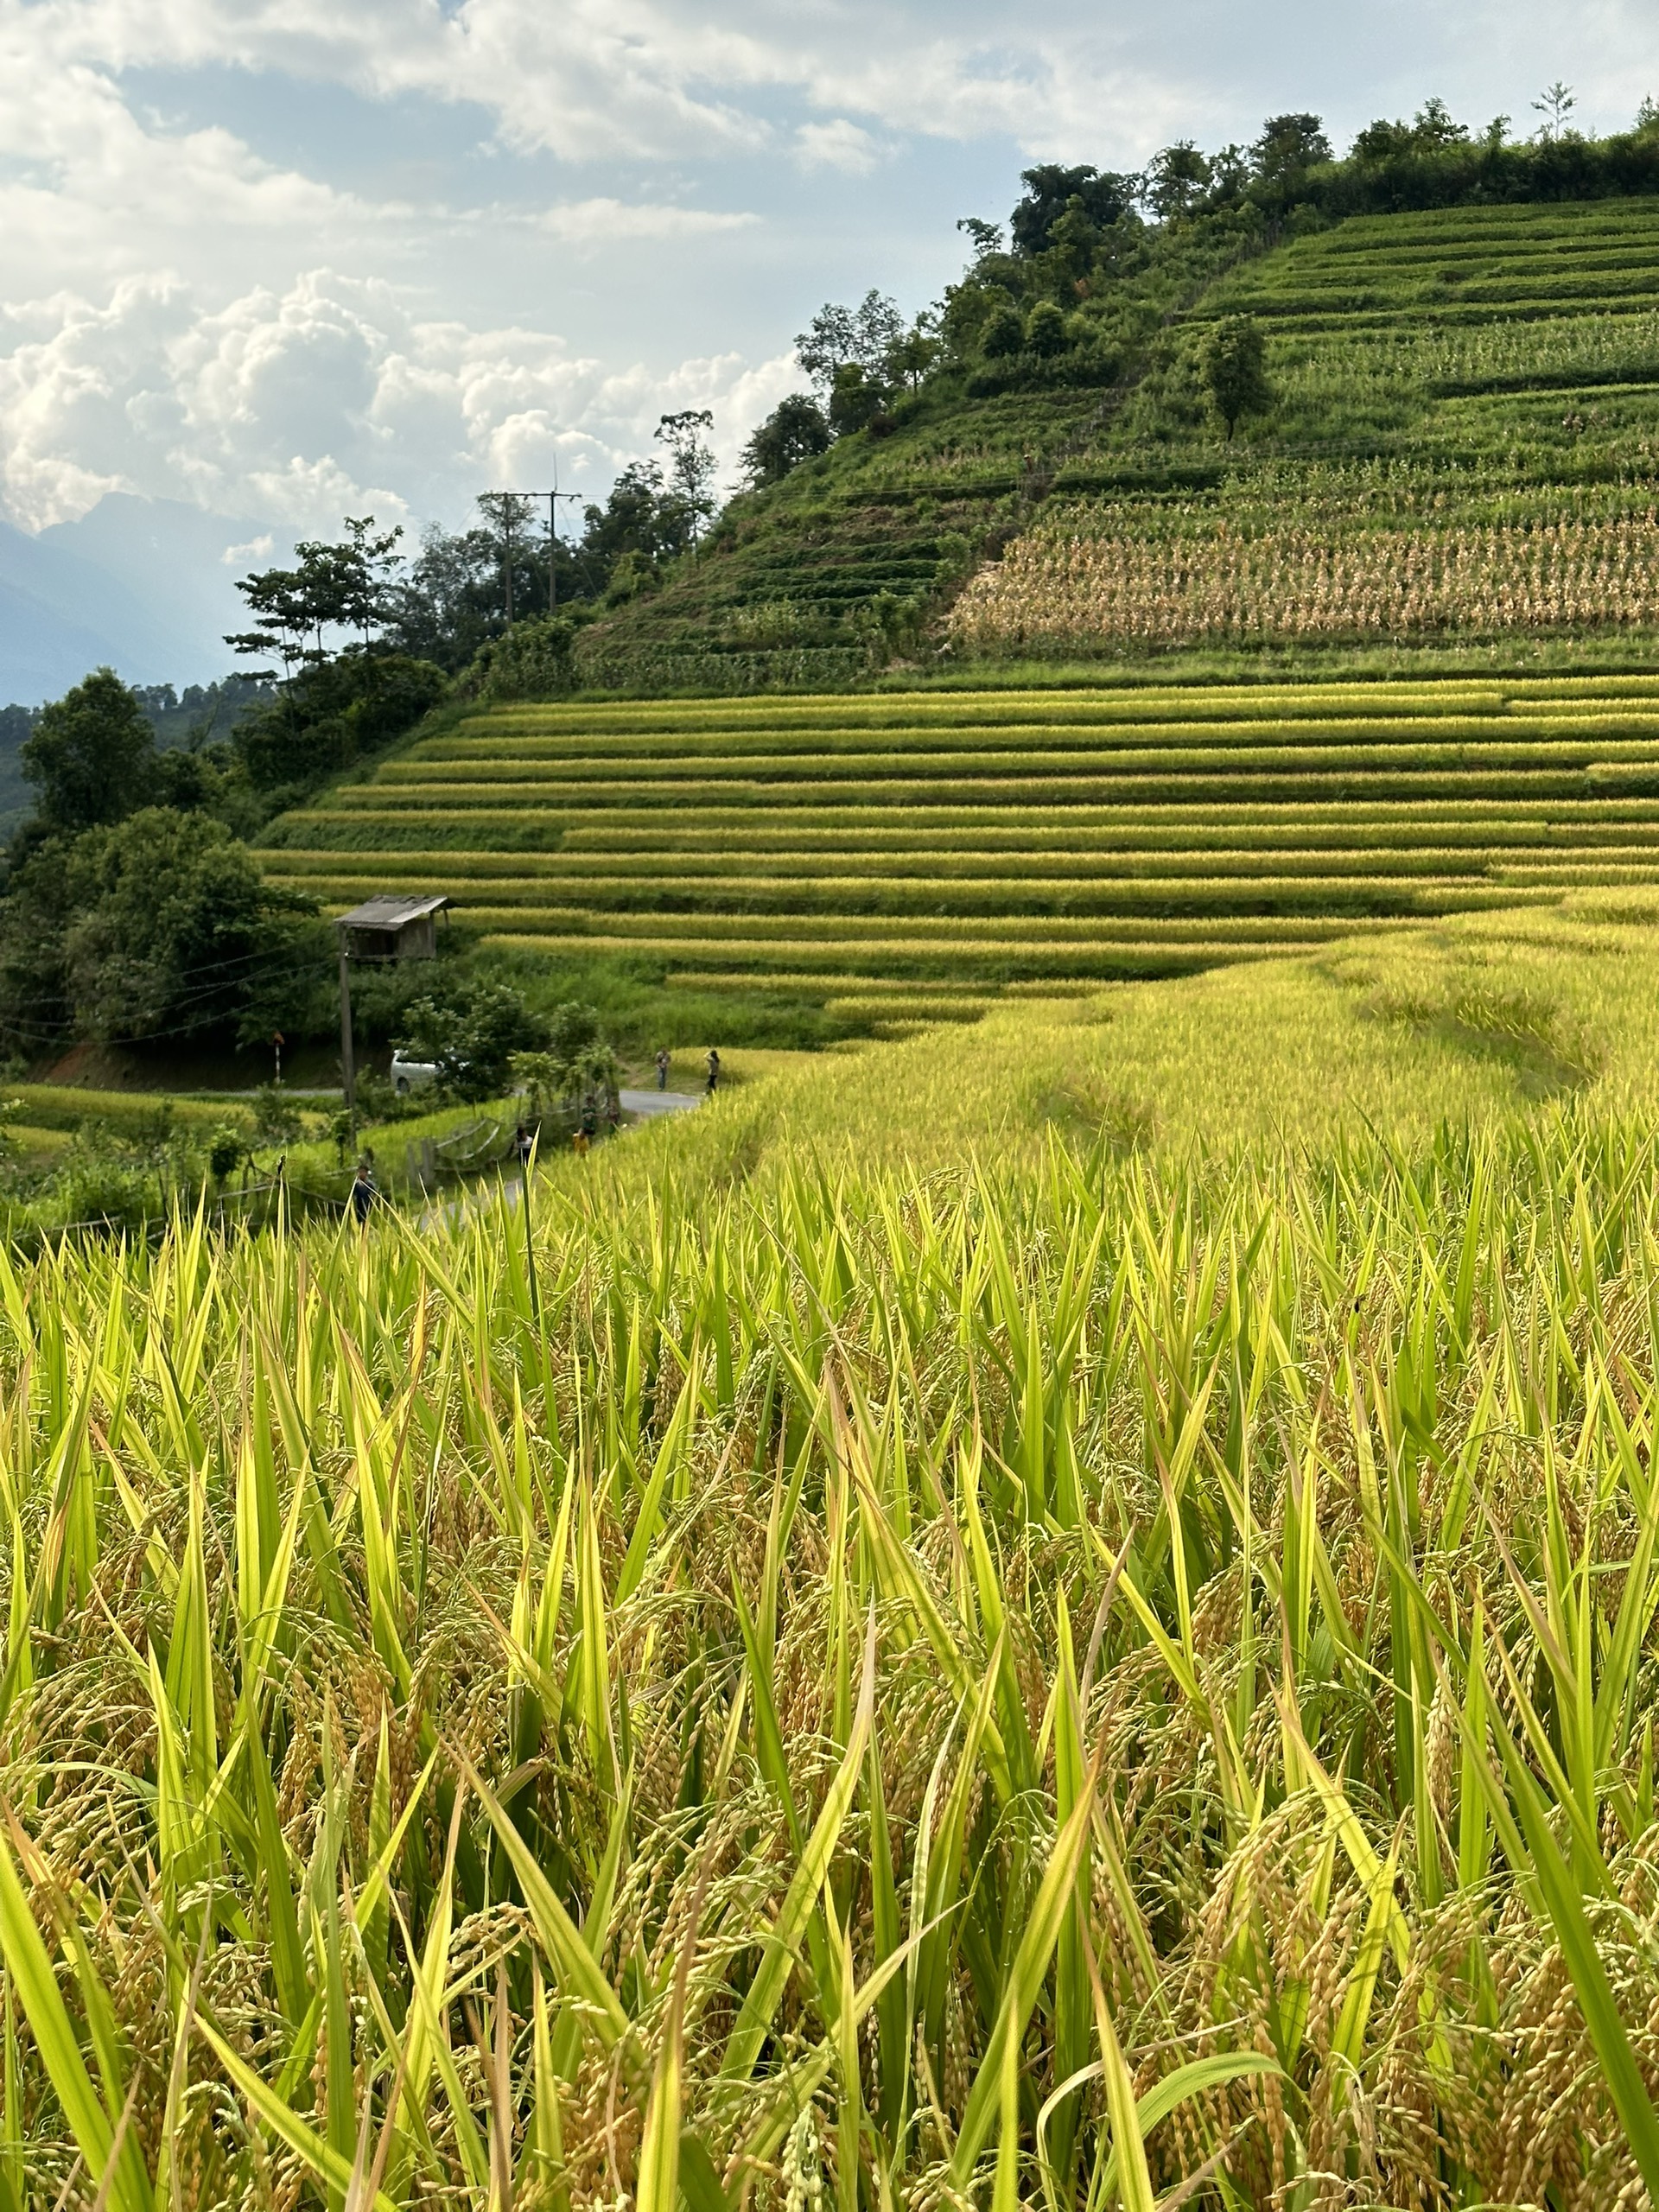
[0,0,1654,666]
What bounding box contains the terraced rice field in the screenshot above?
[257,674,1659,1025]
[962,197,1659,657]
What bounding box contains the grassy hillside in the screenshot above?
[582,196,1659,684]
[258,671,1659,1020]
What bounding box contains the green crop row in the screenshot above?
[372,741,1659,790]
[309,767,1659,811]
[479,928,1344,981]
[445,884,1560,945]
[263,840,1659,893]
[275,794,1659,845]
[414,716,1659,770]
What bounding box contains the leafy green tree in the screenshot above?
[1142,142,1213,219]
[226,518,404,676]
[1201,315,1273,438]
[741,396,832,486]
[399,983,550,1102]
[512,1001,620,1112]
[234,653,447,792]
[20,670,156,835]
[655,410,720,549]
[1532,82,1576,142]
[1249,114,1332,203]
[795,292,906,394]
[955,217,1004,259]
[1025,301,1068,357]
[979,302,1026,360]
[828,365,887,434]
[0,807,327,1053]
[581,461,696,569]
[1009,165,1135,255]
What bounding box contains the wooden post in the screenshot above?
[338,939,355,1109]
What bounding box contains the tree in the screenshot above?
[827,365,887,435]
[21,669,156,836]
[1637,97,1659,137]
[956,217,1004,258]
[335,517,404,645]
[1249,114,1332,199]
[741,395,832,486]
[399,982,550,1102]
[1533,82,1576,141]
[16,807,329,1046]
[886,320,941,393]
[582,461,696,569]
[1009,166,1135,256]
[979,302,1026,359]
[1025,301,1068,357]
[226,518,402,675]
[476,493,540,626]
[795,292,906,395]
[512,1001,620,1113]
[654,411,720,549]
[1201,315,1272,438]
[1143,143,1212,219]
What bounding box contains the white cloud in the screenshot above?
[795,118,881,175]
[535,198,760,245]
[0,268,799,530]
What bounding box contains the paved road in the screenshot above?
[620,1088,702,1118]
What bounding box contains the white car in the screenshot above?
[390,1051,440,1096]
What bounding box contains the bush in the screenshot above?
[236,652,448,792]
[466,617,577,703]
[979,302,1026,359]
[399,982,550,1102]
[1025,302,1068,356]
[828,365,888,434]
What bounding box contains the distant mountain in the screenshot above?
[0,495,297,709]
[40,498,297,690]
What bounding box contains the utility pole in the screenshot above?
[338,940,355,1110]
[479,492,537,629]
[544,466,582,613]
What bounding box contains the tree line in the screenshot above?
[736,91,1659,475]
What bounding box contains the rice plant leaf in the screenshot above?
[459,1753,630,2049]
[721,1609,875,2082]
[197,2014,397,2212]
[0,1824,143,2212]
[950,1768,1097,2183]
[1484,1681,1659,2198]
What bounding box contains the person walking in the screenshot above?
[351,1157,376,1224]
[514,1122,534,1171]
[706,1048,721,1095]
[655,1047,671,1090]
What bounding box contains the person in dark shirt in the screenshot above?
[351,1158,376,1224]
[655,1048,671,1090]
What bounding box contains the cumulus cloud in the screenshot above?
[795,119,882,175]
[0,267,798,531]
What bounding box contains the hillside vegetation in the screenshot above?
[11,914,1659,2202]
[957,199,1659,659]
[258,672,1659,1020]
[579,170,1659,686]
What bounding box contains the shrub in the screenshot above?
[1025,301,1068,356]
[465,616,577,703]
[236,652,448,791]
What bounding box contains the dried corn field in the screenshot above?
[948,509,1659,652]
[5,1116,1659,2208]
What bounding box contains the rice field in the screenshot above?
[11,917,1659,2203]
[256,677,1659,1015]
[963,197,1659,663]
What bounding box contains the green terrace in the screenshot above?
[254,675,1659,1028]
